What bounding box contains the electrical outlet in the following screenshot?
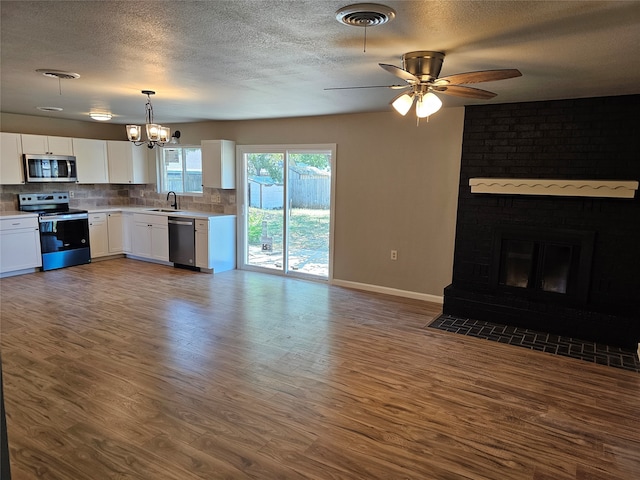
[140,191,144,197]
[212,192,221,203]
[390,250,398,261]
[69,191,74,198]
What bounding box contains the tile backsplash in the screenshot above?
[0,183,236,215]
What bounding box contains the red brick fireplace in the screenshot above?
[443,95,640,349]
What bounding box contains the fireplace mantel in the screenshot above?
[469,178,638,198]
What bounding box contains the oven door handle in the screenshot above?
[39,213,88,222]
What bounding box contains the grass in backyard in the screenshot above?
[248,208,330,251]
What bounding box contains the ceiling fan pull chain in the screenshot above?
[363,23,367,53]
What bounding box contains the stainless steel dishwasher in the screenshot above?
[168,217,196,268]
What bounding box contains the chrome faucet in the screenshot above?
[166,191,178,210]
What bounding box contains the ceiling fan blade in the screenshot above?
[433,85,497,99]
[436,69,522,85]
[379,63,419,83]
[324,85,409,91]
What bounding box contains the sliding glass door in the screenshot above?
[237,145,335,280]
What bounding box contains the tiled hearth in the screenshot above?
[429,314,640,373]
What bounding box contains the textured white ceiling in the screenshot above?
[1,1,639,124]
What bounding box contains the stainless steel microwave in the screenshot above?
[23,154,78,182]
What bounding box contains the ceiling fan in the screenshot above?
[327,51,522,119]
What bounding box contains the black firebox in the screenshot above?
[490,226,595,305]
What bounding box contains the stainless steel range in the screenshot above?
[18,192,90,271]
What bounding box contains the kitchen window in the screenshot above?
[159,146,202,193]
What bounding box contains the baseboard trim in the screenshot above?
[0,267,39,278]
[331,279,443,304]
[91,254,125,262]
[125,255,173,267]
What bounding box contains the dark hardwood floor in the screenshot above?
[1,258,639,479]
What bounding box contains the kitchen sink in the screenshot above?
[148,208,181,212]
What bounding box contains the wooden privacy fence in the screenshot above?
[289,173,330,209]
[249,166,330,210]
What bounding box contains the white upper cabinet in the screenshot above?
[21,134,73,155]
[107,141,151,184]
[0,132,25,184]
[72,138,109,184]
[202,139,236,189]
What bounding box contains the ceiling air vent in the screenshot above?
[35,69,80,80]
[336,3,396,27]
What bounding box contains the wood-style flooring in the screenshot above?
[1,258,639,479]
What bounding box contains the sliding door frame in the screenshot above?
[236,143,337,281]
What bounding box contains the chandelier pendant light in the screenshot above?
[126,90,170,149]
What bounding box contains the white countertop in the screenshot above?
[1,207,235,220]
[86,206,235,220]
[0,210,38,219]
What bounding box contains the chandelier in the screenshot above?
[126,90,170,149]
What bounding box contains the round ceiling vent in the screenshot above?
[35,69,80,80]
[336,3,396,27]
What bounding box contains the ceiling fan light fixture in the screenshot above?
[415,92,442,118]
[391,92,414,116]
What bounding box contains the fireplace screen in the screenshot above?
[499,239,534,289]
[499,240,574,293]
[493,227,594,302]
[540,244,572,293]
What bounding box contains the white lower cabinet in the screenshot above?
[0,217,42,275]
[132,214,169,262]
[107,212,123,253]
[88,213,108,258]
[195,216,236,272]
[122,212,133,253]
[89,212,126,258]
[195,220,209,269]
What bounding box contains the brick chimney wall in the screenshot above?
[444,94,640,348]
